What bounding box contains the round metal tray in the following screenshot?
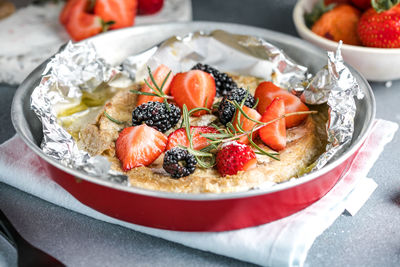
[11,22,375,231]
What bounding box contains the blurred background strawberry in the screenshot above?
[306,0,400,48]
[138,0,164,14]
[60,0,165,41]
[311,4,361,45]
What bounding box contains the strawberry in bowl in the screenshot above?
[294,0,400,81]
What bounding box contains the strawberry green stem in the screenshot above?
[372,0,400,12]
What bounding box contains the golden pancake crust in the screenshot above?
[77,75,325,193]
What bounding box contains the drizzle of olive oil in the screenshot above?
[296,161,317,177]
[57,83,120,139]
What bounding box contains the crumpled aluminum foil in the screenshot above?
[301,42,364,169]
[30,31,363,187]
[125,30,307,91]
[31,41,126,184]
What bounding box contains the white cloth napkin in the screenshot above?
[0,119,397,267]
[0,0,192,84]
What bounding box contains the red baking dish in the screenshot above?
[11,22,375,232]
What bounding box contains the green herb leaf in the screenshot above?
[182,105,193,149]
[188,107,212,116]
[232,100,264,124]
[187,147,213,158]
[164,98,171,112]
[247,133,280,161]
[253,97,259,109]
[226,122,237,135]
[160,70,172,90]
[144,78,161,96]
[372,0,400,13]
[147,66,163,94]
[103,111,125,125]
[130,90,160,97]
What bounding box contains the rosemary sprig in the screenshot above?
[182,105,193,149]
[247,128,280,161]
[159,69,172,91]
[188,107,212,116]
[179,106,212,128]
[231,99,264,125]
[199,109,318,160]
[179,104,216,168]
[226,122,237,135]
[147,66,163,93]
[225,110,317,143]
[253,98,259,109]
[103,111,125,125]
[212,102,220,110]
[130,66,173,111]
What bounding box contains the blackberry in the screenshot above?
[192,63,237,96]
[132,102,181,133]
[163,147,197,178]
[218,88,256,125]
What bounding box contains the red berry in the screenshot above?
[60,0,103,41]
[259,98,286,151]
[216,142,257,176]
[138,0,164,15]
[170,70,216,117]
[254,81,309,128]
[136,64,173,106]
[166,126,218,151]
[115,125,167,171]
[94,0,137,29]
[358,6,400,48]
[232,106,262,144]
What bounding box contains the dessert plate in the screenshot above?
[11,22,375,232]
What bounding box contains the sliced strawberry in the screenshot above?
[216,142,257,176]
[94,0,137,30]
[166,126,218,151]
[136,64,173,106]
[170,70,216,117]
[63,0,103,41]
[232,106,262,144]
[115,125,167,171]
[138,0,164,15]
[259,98,286,151]
[254,81,309,128]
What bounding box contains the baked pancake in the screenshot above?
[76,72,326,193]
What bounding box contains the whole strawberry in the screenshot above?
[311,4,361,45]
[358,0,400,48]
[216,142,257,176]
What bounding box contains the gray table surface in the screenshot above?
[1,0,400,266]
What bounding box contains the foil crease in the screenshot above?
[31,42,126,184]
[31,31,363,187]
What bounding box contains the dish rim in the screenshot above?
[11,21,376,201]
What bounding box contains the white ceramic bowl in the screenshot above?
[293,0,400,81]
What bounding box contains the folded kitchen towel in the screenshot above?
[0,119,397,267]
